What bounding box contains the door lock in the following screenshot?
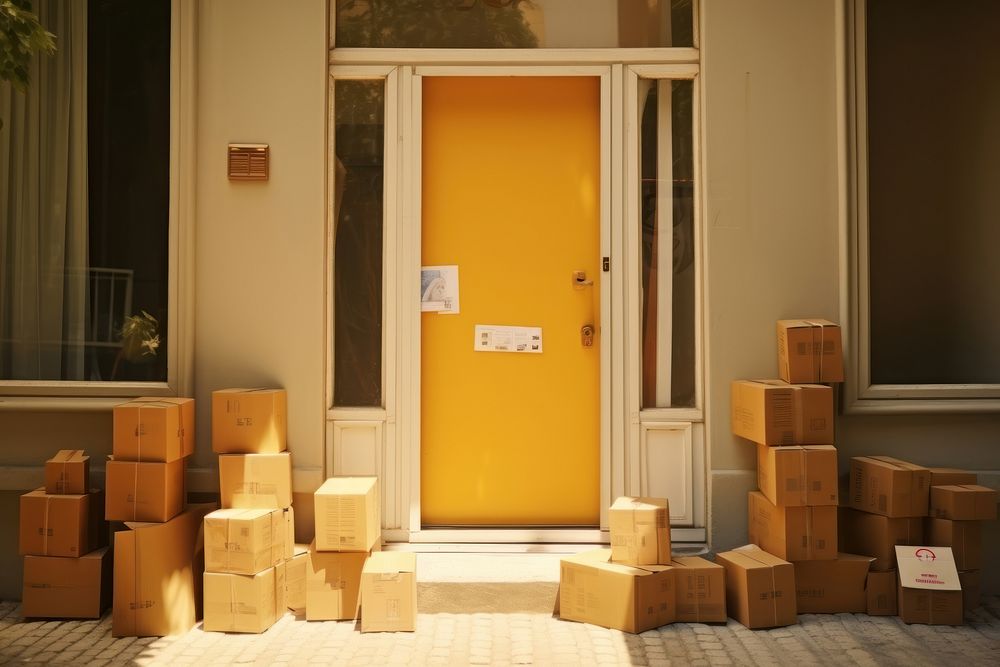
[581,324,595,347]
[572,270,594,287]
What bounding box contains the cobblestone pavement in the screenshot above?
[1,598,998,666]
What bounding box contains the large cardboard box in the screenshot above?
[838,507,923,572]
[219,452,292,510]
[792,553,873,614]
[203,566,283,633]
[558,548,675,634]
[776,319,844,384]
[730,380,833,446]
[19,488,103,557]
[113,397,195,463]
[608,496,671,566]
[22,546,113,619]
[205,508,287,575]
[314,476,380,552]
[866,570,898,616]
[849,456,930,518]
[715,545,796,630]
[924,518,981,570]
[286,544,309,613]
[113,503,215,637]
[747,491,836,561]
[105,458,185,523]
[756,443,838,507]
[360,551,417,632]
[928,468,977,488]
[928,485,997,520]
[671,556,726,623]
[959,570,980,612]
[305,542,370,621]
[896,545,963,625]
[44,450,90,495]
[212,388,287,454]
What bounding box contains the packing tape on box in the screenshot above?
[43,495,51,555]
[798,449,808,505]
[805,320,829,383]
[805,508,814,560]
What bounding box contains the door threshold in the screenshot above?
[400,528,606,545]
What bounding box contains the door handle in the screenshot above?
[572,270,593,287]
[581,325,595,347]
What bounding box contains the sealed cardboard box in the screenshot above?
[928,485,998,520]
[113,503,215,637]
[559,548,674,634]
[924,518,981,570]
[44,450,90,495]
[305,542,369,621]
[360,551,417,632]
[849,456,930,518]
[896,545,963,625]
[715,545,796,629]
[838,507,922,572]
[609,496,671,566]
[792,553,873,613]
[928,468,977,488]
[105,458,185,523]
[203,566,282,633]
[19,488,103,557]
[747,491,837,561]
[205,508,287,575]
[113,397,195,463]
[212,388,287,454]
[314,476,380,552]
[776,319,844,384]
[22,546,112,619]
[866,570,897,616]
[219,453,292,510]
[286,544,309,613]
[756,443,838,507]
[731,380,833,446]
[671,556,726,623]
[959,570,980,611]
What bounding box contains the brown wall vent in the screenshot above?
[228,143,269,181]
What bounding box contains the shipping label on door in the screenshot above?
[474,325,542,353]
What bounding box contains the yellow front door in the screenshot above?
[421,76,601,526]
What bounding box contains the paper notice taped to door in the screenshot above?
[474,325,542,354]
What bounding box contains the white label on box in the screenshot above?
[474,325,542,353]
[895,545,961,591]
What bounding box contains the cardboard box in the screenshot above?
[715,545,796,629]
[44,450,90,495]
[19,488,103,557]
[558,548,675,634]
[747,491,837,561]
[314,476,380,552]
[105,458,185,523]
[360,551,417,632]
[671,556,726,623]
[286,544,309,613]
[609,496,671,566]
[203,566,282,633]
[849,456,930,518]
[113,397,195,463]
[959,570,980,612]
[305,542,369,621]
[275,559,287,614]
[928,467,977,487]
[776,319,844,384]
[756,443,838,507]
[924,518,981,571]
[212,388,287,454]
[866,570,898,616]
[838,507,923,572]
[896,545,963,625]
[792,553,873,613]
[205,508,287,575]
[928,485,998,521]
[113,503,215,637]
[21,546,112,619]
[730,380,833,446]
[219,452,292,510]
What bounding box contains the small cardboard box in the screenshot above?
[792,553,874,614]
[203,566,282,633]
[305,542,370,621]
[924,518,981,570]
[928,468,977,487]
[360,551,417,632]
[286,544,309,613]
[44,450,90,495]
[896,545,963,625]
[609,496,671,566]
[558,548,675,634]
[19,488,103,557]
[866,570,898,616]
[776,319,844,384]
[756,443,838,507]
[22,546,113,619]
[849,456,930,518]
[928,485,998,521]
[204,508,287,575]
[838,507,923,572]
[959,570,980,612]
[219,453,292,510]
[671,556,726,623]
[112,503,215,637]
[715,545,796,630]
[730,380,833,446]
[747,491,837,561]
[212,388,287,454]
[105,458,185,523]
[113,397,195,463]
[314,476,380,552]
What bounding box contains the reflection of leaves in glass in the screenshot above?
[0,0,57,130]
